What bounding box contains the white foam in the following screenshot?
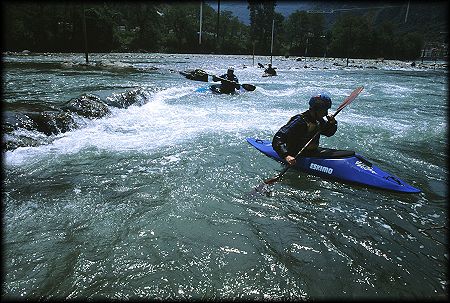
[258,87,298,97]
[4,85,286,167]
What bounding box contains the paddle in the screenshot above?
[258,63,265,68]
[256,86,364,191]
[207,73,256,92]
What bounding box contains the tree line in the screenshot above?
[3,2,428,60]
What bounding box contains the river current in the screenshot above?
[2,53,448,299]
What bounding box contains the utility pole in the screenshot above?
[304,37,309,61]
[252,41,255,66]
[82,4,89,64]
[404,0,410,23]
[421,49,424,63]
[304,32,313,63]
[199,1,203,45]
[216,0,220,53]
[321,35,327,65]
[346,21,352,67]
[270,19,274,65]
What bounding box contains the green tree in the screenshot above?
[391,32,423,60]
[283,10,311,56]
[83,4,119,52]
[128,4,163,52]
[306,13,326,57]
[218,11,249,54]
[163,3,199,53]
[329,14,372,59]
[3,4,34,51]
[1,2,430,58]
[248,0,276,54]
[376,21,395,59]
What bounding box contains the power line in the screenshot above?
[307,5,402,14]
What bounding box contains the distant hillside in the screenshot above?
[205,1,314,25]
[206,1,448,43]
[309,2,448,42]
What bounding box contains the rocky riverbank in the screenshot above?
[279,56,448,71]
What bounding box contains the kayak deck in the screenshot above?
[247,138,420,193]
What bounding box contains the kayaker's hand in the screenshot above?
[285,155,296,166]
[326,114,336,124]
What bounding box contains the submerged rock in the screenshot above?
[105,89,148,108]
[3,102,75,135]
[61,94,111,118]
[2,102,77,151]
[2,90,145,151]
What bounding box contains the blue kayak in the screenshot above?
[247,138,420,193]
[194,85,211,93]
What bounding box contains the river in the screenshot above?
[2,52,448,300]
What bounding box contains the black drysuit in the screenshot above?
[272,110,337,159]
[213,73,239,94]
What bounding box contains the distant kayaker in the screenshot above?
[212,67,240,94]
[182,69,208,82]
[272,92,337,166]
[264,64,277,76]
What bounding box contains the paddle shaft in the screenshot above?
[264,86,364,184]
[207,73,239,86]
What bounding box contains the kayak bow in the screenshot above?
[247,138,420,193]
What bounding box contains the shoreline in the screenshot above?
[3,51,447,71]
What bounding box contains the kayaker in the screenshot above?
[264,64,277,76]
[212,67,240,94]
[272,92,337,166]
